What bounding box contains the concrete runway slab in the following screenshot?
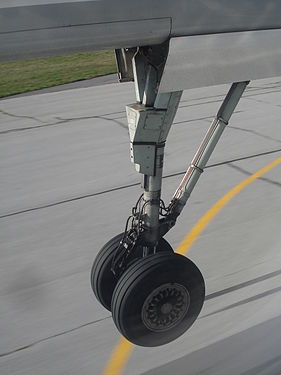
[0,77,281,375]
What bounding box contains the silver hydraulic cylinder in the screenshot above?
[170,81,249,218]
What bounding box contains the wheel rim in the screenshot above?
[141,282,190,332]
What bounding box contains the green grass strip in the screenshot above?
[0,50,117,98]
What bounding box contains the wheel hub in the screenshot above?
[142,283,190,332]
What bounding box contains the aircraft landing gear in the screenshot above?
[92,233,204,346]
[91,42,249,346]
[111,252,205,347]
[91,232,173,311]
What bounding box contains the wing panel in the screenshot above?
[159,29,281,92]
[0,18,171,60]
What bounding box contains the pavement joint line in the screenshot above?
[201,285,281,318]
[228,125,281,144]
[1,82,280,134]
[179,87,281,109]
[0,112,126,135]
[179,83,281,104]
[205,268,281,301]
[0,316,111,359]
[227,163,281,188]
[0,110,237,136]
[1,148,281,220]
[0,109,46,124]
[1,82,280,135]
[0,120,68,135]
[179,88,281,109]
[54,111,124,121]
[0,114,214,136]
[101,155,281,375]
[0,105,273,136]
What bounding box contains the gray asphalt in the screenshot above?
[1,77,281,375]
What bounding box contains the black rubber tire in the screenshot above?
[91,234,173,311]
[91,234,124,311]
[111,252,205,347]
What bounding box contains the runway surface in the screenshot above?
[1,77,281,375]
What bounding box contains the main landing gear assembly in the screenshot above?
[91,42,249,347]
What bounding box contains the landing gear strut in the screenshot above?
[91,42,249,346]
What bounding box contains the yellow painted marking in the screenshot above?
[101,337,134,375]
[102,155,281,375]
[177,155,281,255]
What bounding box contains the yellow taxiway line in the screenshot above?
[101,155,281,375]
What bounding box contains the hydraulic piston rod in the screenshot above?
[167,81,249,222]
